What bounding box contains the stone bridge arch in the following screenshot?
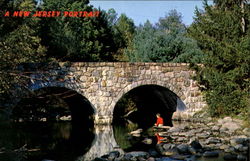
[111,81,185,114]
[16,62,207,124]
[28,78,97,113]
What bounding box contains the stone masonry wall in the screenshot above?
[24,62,207,124]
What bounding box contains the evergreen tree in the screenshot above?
[188,1,250,117]
[126,10,203,63]
[113,13,135,61]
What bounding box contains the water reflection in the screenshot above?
[0,121,230,161]
[0,121,94,161]
[80,125,123,161]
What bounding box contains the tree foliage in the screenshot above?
[188,0,250,117]
[126,10,204,63]
[105,9,136,61]
[40,0,117,61]
[0,0,46,99]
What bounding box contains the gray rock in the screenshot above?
[237,154,247,161]
[147,157,155,161]
[211,126,220,131]
[162,144,175,151]
[177,137,187,142]
[242,128,250,136]
[176,144,189,154]
[168,127,182,133]
[124,151,149,159]
[190,140,202,150]
[223,154,237,160]
[188,147,196,154]
[220,127,229,133]
[142,138,152,145]
[230,138,247,146]
[224,117,233,122]
[224,146,235,153]
[171,154,189,160]
[108,151,120,160]
[148,149,159,157]
[161,149,178,156]
[222,121,241,132]
[203,151,219,157]
[206,137,221,144]
[234,144,244,151]
[219,144,229,150]
[197,132,210,139]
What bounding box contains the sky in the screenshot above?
[90,1,212,26]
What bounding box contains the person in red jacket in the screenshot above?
[154,113,164,127]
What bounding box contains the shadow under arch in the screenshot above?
[12,87,96,161]
[113,84,186,129]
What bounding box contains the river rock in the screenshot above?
[223,154,237,160]
[220,127,229,133]
[206,137,221,144]
[190,140,202,150]
[230,137,247,146]
[237,154,247,161]
[224,146,235,153]
[148,149,159,157]
[176,144,189,154]
[202,151,219,157]
[211,126,220,131]
[142,138,152,145]
[158,144,178,156]
[146,157,155,161]
[124,151,149,159]
[168,127,182,133]
[196,132,210,139]
[234,144,244,152]
[108,151,120,160]
[162,144,175,151]
[219,144,229,150]
[221,121,241,132]
[130,129,143,137]
[242,128,250,136]
[177,137,187,142]
[171,154,188,160]
[188,147,196,154]
[161,149,178,156]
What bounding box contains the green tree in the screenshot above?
[0,0,46,118]
[112,13,135,61]
[40,0,117,61]
[188,1,250,117]
[126,10,203,63]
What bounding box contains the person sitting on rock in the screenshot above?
[154,113,164,127]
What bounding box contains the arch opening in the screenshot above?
[10,87,95,161]
[113,85,186,129]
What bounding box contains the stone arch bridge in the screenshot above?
[19,62,206,124]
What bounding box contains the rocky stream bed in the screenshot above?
[92,117,250,161]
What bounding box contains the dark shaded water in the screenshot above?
[0,121,94,161]
[0,121,228,161]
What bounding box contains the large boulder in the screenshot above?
[176,144,189,154]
